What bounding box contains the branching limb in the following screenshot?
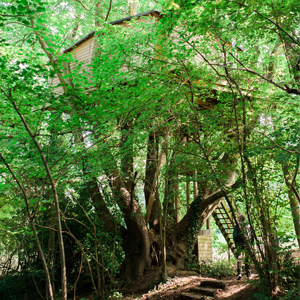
[229,52,300,95]
[74,0,88,10]
[10,101,67,300]
[0,153,54,300]
[105,0,113,21]
[253,9,300,47]
[282,162,300,205]
[249,126,300,154]
[145,129,169,225]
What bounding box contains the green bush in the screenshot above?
[250,250,300,300]
[251,279,300,300]
[198,259,236,278]
[278,250,300,286]
[0,272,43,300]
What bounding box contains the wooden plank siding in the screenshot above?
[49,9,252,104]
[49,10,161,95]
[69,37,95,89]
[70,37,94,65]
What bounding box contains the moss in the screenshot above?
[187,195,203,261]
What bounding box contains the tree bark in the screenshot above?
[167,187,233,269]
[12,103,67,300]
[287,189,300,247]
[282,165,300,247]
[0,154,54,300]
[128,0,138,15]
[118,123,152,281]
[113,170,151,282]
[86,177,121,233]
[144,131,164,230]
[120,122,134,191]
[101,143,151,282]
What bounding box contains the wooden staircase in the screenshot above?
[212,200,237,257]
[181,280,228,299]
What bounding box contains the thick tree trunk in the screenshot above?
[121,217,151,281]
[165,177,239,270]
[97,134,151,282]
[157,151,239,270]
[84,171,150,283]
[114,172,151,282]
[86,169,151,283]
[118,123,152,281]
[167,194,223,269]
[288,190,300,247]
[144,131,162,231]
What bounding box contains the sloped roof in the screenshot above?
[63,9,161,53]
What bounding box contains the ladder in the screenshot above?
[212,200,237,257]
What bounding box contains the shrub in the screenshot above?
[198,259,236,278]
[0,271,43,300]
[278,250,300,286]
[250,250,300,300]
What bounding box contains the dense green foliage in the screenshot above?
[0,0,299,299]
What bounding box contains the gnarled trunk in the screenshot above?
[144,131,162,231]
[121,217,151,281]
[166,189,233,269]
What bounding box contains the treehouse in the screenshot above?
[50,9,240,260]
[50,9,162,95]
[49,9,243,104]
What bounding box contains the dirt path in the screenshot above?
[122,272,257,300]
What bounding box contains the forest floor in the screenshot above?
[119,267,257,300]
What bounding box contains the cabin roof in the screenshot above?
[63,9,162,53]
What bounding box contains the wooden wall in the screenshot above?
[49,12,160,95]
[49,11,234,97]
[49,37,95,95]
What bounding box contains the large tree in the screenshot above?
[0,0,299,298]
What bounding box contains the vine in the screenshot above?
[187,195,204,267]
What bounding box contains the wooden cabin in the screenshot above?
[50,10,161,95]
[49,8,252,111]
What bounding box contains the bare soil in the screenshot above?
[120,267,257,300]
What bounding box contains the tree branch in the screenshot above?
[11,101,67,300]
[249,125,300,154]
[0,153,54,300]
[105,0,113,21]
[145,130,169,225]
[253,9,300,47]
[0,14,25,17]
[74,0,88,10]
[229,52,300,95]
